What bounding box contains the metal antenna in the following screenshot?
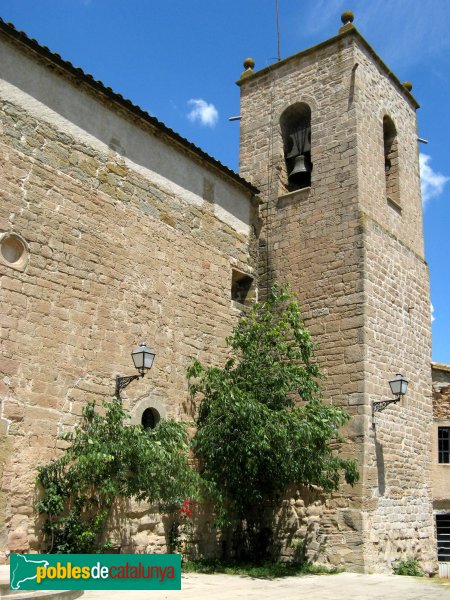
[276,0,281,61]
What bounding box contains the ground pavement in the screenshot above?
[80,572,450,600]
[2,567,450,599]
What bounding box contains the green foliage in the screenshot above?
[37,400,198,553]
[393,558,425,577]
[188,284,359,531]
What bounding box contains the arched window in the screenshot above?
[383,116,399,206]
[141,407,160,429]
[280,103,312,191]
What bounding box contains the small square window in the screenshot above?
[438,427,450,464]
[231,270,253,305]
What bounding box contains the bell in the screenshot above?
[288,154,310,185]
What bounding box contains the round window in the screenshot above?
[0,234,28,271]
[1,235,26,265]
[141,407,160,430]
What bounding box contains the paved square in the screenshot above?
[80,572,450,600]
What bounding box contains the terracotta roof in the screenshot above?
[0,18,259,196]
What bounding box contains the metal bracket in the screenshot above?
[372,396,400,427]
[372,397,400,414]
[115,373,144,401]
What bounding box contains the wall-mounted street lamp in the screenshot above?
[115,342,155,401]
[372,373,408,425]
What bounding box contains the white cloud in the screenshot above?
[187,99,218,127]
[419,153,449,207]
[431,303,435,323]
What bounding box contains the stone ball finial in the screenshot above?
[241,57,256,80]
[403,81,413,92]
[341,11,354,25]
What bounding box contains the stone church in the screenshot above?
[0,12,437,572]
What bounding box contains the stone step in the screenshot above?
[0,566,83,600]
[0,584,83,599]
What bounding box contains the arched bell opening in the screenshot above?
[383,115,399,206]
[280,103,312,192]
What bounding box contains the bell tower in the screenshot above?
[238,12,436,572]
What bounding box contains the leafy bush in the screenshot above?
[188,284,359,556]
[37,399,198,553]
[393,558,424,577]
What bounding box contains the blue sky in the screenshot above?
[1,0,449,363]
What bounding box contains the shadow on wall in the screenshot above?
[60,487,333,563]
[103,497,221,560]
[375,437,386,497]
[271,485,328,564]
[0,419,12,561]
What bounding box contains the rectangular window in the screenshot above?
[438,427,450,464]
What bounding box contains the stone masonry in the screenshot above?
[0,21,258,562]
[238,15,435,572]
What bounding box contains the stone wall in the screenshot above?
[362,222,433,568]
[354,38,435,571]
[0,32,257,562]
[238,24,435,572]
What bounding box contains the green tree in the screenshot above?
[37,399,198,553]
[188,284,359,557]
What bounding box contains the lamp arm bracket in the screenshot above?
[372,396,400,415]
[115,373,144,400]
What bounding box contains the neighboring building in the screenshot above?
[432,363,450,573]
[0,11,439,572]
